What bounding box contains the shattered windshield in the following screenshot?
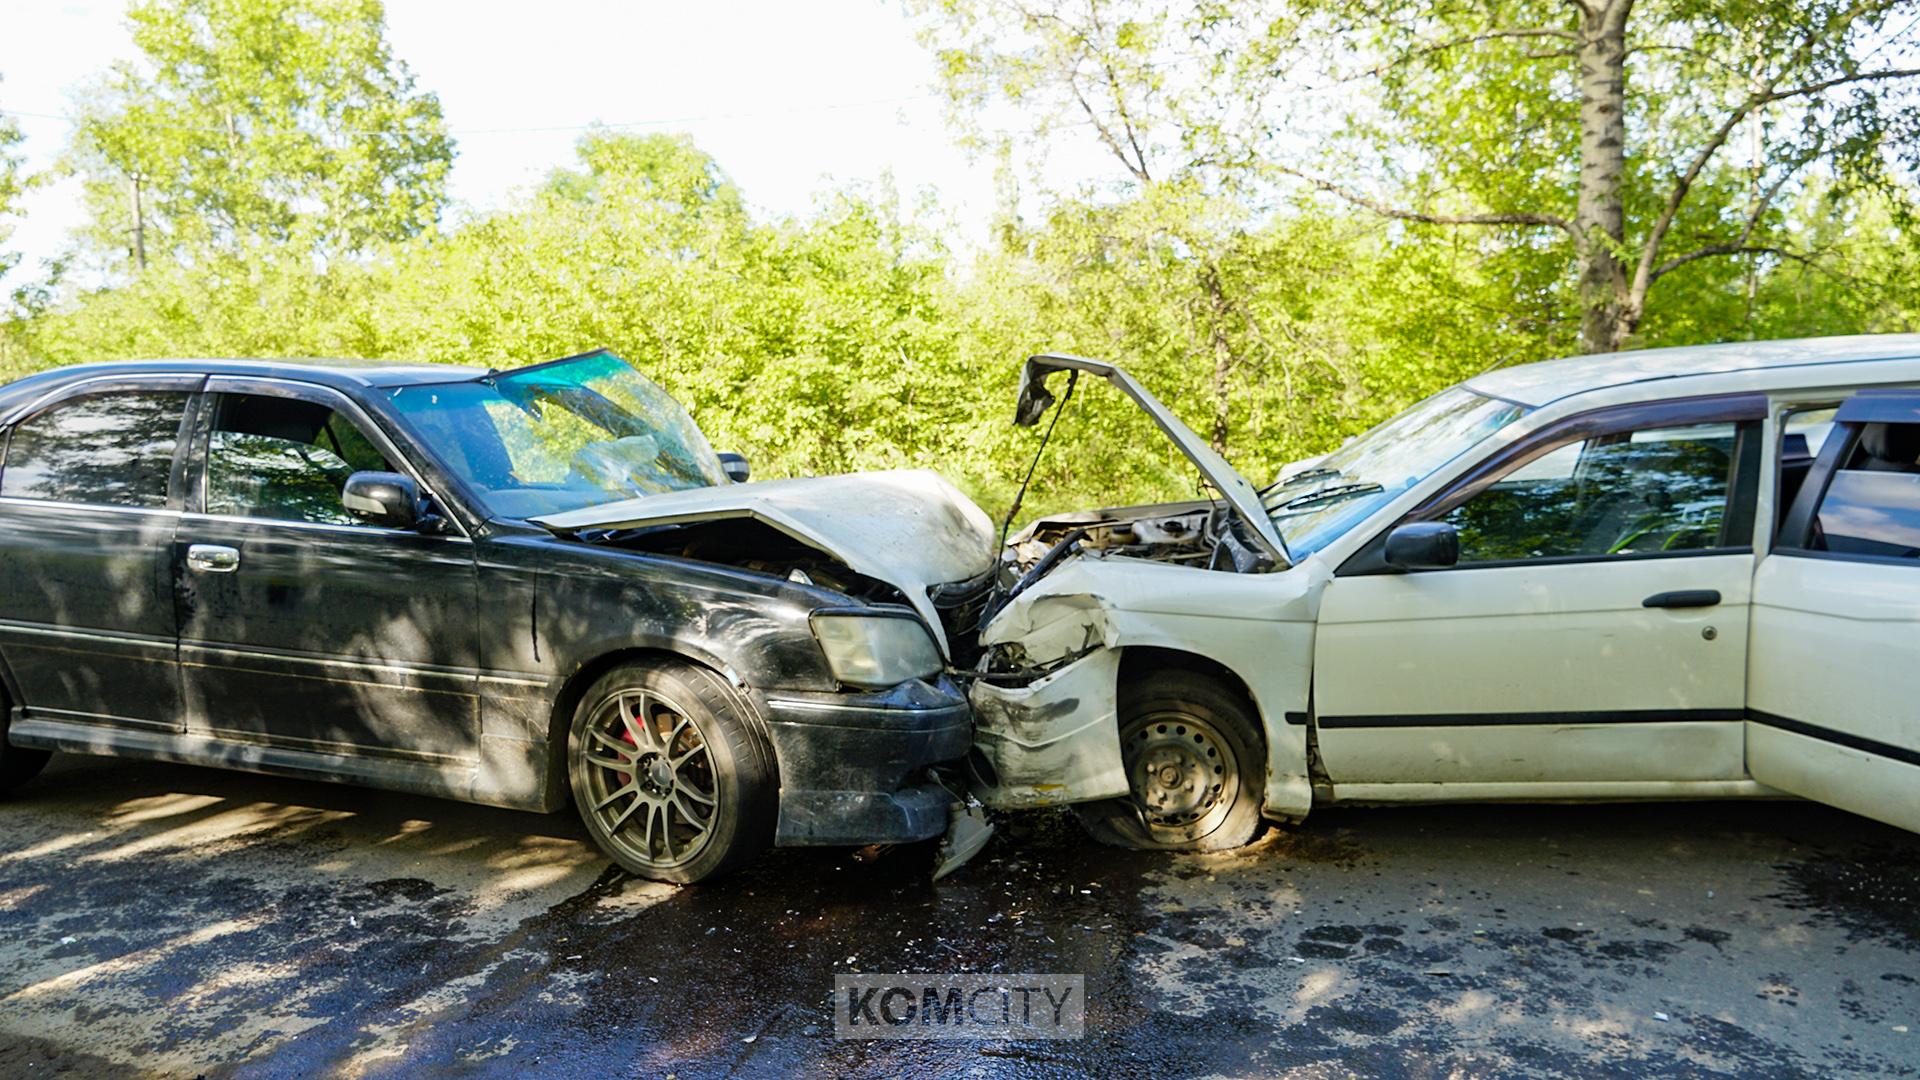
[387,350,730,519]
[1267,388,1528,558]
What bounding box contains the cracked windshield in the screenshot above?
[387,350,729,519]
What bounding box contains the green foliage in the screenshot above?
[65,0,452,265]
[6,2,1920,525]
[0,76,25,281]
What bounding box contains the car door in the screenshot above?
[1748,389,1920,833]
[175,377,482,763]
[1312,394,1765,789]
[0,377,197,733]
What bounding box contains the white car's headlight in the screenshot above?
[810,612,943,689]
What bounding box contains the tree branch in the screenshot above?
[1651,244,1855,286]
[1626,24,1920,315]
[1066,74,1151,182]
[1343,26,1579,82]
[1651,144,1817,283]
[1272,164,1576,234]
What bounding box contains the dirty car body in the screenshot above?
[962,340,1920,848]
[0,350,995,881]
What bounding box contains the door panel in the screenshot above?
[1747,402,1920,833]
[175,519,480,759]
[1313,409,1762,788]
[0,384,195,730]
[175,379,481,762]
[1748,555,1920,832]
[0,503,182,730]
[1315,554,1754,783]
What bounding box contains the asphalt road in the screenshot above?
[0,752,1914,1078]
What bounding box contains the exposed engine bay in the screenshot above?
[1004,499,1275,577]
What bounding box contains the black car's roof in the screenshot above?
[3,357,488,394]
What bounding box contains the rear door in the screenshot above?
[1748,389,1920,832]
[0,377,197,732]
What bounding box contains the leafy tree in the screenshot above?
[914,0,1920,353]
[0,75,27,282]
[65,0,452,267]
[1304,0,1920,353]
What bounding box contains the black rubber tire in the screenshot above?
[1072,668,1266,852]
[0,691,50,795]
[567,660,774,884]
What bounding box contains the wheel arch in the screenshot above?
[1111,641,1311,822]
[539,645,774,812]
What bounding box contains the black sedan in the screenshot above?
[0,350,997,882]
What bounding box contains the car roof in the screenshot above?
[1464,333,1920,408]
[0,357,489,397]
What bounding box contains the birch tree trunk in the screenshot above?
[1575,0,1634,353]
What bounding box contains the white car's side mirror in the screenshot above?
[1384,522,1460,571]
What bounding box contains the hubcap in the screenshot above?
[1123,709,1239,842]
[580,688,718,869]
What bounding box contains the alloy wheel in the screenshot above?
[580,688,719,871]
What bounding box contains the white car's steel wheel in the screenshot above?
[1073,668,1266,851]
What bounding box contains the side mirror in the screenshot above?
[717,452,751,483]
[1383,522,1459,570]
[342,471,423,530]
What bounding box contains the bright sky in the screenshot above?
[0,0,1095,286]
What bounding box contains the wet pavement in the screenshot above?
[1,753,1915,1078]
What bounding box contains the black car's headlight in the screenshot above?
[809,611,944,689]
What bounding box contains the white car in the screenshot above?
[962,336,1920,851]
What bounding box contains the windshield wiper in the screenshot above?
[1262,466,1342,494]
[1267,481,1384,514]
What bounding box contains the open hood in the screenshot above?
[1016,354,1290,566]
[532,469,997,654]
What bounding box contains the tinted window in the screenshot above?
[1807,421,1920,559]
[0,391,188,508]
[205,394,394,526]
[1444,422,1745,563]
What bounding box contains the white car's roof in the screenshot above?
[1464,333,1920,408]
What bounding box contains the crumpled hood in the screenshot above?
[531,469,996,655]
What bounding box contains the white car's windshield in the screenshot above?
[1266,387,1528,558]
[388,350,730,519]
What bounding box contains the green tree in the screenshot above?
[66,0,452,268]
[0,75,27,282]
[915,0,1920,354]
[1300,0,1920,353]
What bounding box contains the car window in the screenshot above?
[1776,404,1839,536]
[204,394,395,526]
[1442,421,1747,563]
[1806,421,1920,560]
[0,390,188,509]
[1783,406,1838,458]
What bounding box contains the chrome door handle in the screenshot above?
[186,544,241,574]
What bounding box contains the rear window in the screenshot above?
[0,391,188,509]
[1807,421,1920,560]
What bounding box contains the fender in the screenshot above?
[968,554,1332,820]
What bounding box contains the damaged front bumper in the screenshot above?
[968,649,1131,809]
[760,676,972,846]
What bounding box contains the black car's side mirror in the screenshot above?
[1383,521,1460,570]
[342,471,423,530]
[717,452,751,483]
